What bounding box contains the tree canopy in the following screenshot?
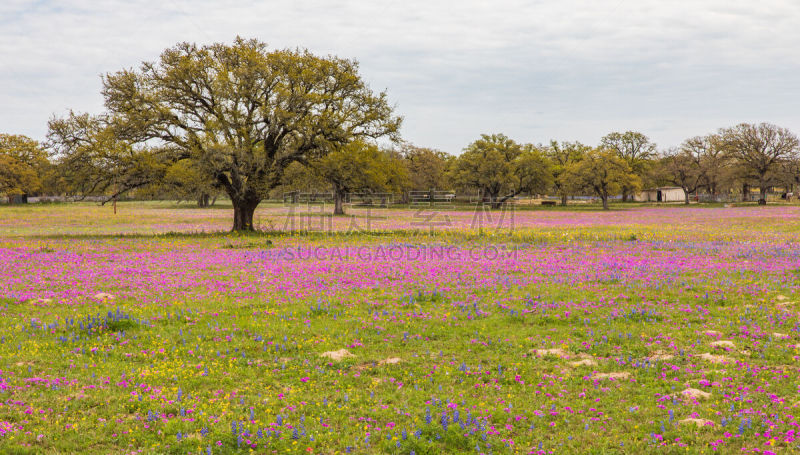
[400,144,452,191]
[515,145,554,196]
[547,141,590,206]
[562,148,640,209]
[449,134,553,207]
[601,131,656,201]
[0,134,49,199]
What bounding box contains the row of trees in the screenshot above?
[662,124,800,203]
[2,38,799,228]
[365,126,798,210]
[272,122,800,213]
[6,124,797,212]
[445,125,800,209]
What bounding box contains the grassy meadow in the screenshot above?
[0,202,799,454]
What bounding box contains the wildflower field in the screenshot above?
[1,202,799,454]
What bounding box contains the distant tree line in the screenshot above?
[273,126,800,211]
[1,38,799,228]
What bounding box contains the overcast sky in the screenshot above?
[1,0,799,154]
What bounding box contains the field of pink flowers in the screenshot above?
[0,202,798,454]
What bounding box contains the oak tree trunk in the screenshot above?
[333,190,345,215]
[484,190,501,209]
[232,198,259,231]
[197,193,209,208]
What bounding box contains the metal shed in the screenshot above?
[634,187,686,202]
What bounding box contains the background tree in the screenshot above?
[162,159,220,207]
[659,147,703,204]
[562,148,640,210]
[718,123,799,203]
[315,140,409,215]
[400,144,452,191]
[271,161,328,201]
[547,140,589,206]
[448,134,522,208]
[48,38,401,230]
[680,135,730,197]
[382,149,413,200]
[728,164,760,202]
[514,144,554,197]
[774,157,800,196]
[0,134,50,202]
[600,131,656,201]
[0,154,40,202]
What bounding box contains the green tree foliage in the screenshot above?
[449,134,552,208]
[449,134,521,207]
[162,159,220,207]
[547,141,590,206]
[273,161,327,198]
[48,38,401,230]
[515,144,554,196]
[562,148,641,210]
[399,144,453,191]
[0,154,39,199]
[600,131,656,201]
[448,135,505,207]
[0,134,50,200]
[315,141,409,215]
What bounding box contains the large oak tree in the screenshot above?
[718,123,799,203]
[48,38,401,230]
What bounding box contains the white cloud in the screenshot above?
[1,0,799,152]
